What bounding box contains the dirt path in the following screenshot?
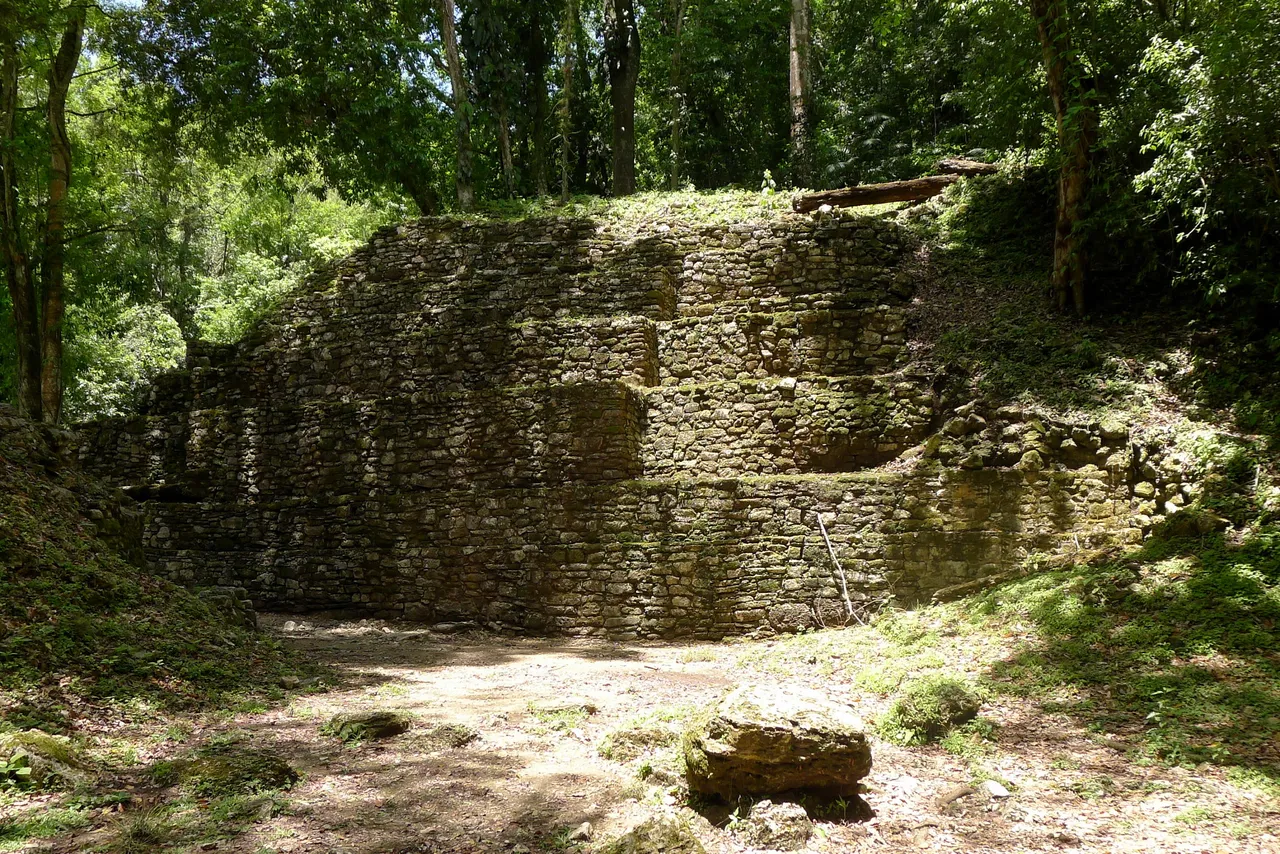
[232,615,733,853]
[186,614,1271,854]
[33,614,1273,854]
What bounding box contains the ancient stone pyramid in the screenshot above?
[81,211,1143,638]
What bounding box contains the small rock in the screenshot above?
[279,675,300,690]
[1099,419,1128,441]
[431,621,479,634]
[738,799,812,850]
[598,816,704,854]
[180,746,299,794]
[422,723,479,749]
[567,821,593,842]
[981,779,1011,798]
[530,699,599,716]
[1016,449,1044,472]
[322,710,415,742]
[282,620,298,632]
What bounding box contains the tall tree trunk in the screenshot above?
[1030,0,1096,314]
[526,11,550,197]
[0,32,41,420]
[604,0,640,196]
[558,0,578,202]
[668,0,684,191]
[496,94,515,198]
[439,0,475,211]
[39,6,85,424]
[789,0,812,187]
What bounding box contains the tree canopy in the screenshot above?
[2,0,1278,422]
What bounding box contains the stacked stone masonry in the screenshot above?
[79,213,1152,638]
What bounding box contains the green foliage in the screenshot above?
[1134,3,1280,307]
[0,752,32,791]
[0,806,92,849]
[877,674,984,745]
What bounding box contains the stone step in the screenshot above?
[80,382,646,498]
[639,374,938,476]
[657,307,908,385]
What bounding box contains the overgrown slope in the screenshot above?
[0,407,297,734]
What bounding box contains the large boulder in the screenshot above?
[683,684,871,800]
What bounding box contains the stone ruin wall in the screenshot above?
[78,213,1159,638]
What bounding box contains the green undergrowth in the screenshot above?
[0,428,308,734]
[745,523,1280,781]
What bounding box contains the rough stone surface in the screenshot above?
[0,406,142,565]
[0,731,90,790]
[599,815,705,854]
[322,710,415,742]
[74,214,1186,638]
[738,800,813,850]
[683,684,871,799]
[180,746,299,795]
[197,585,258,630]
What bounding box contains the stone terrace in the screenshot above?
[79,212,1150,638]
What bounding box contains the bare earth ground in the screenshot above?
[27,613,1280,854]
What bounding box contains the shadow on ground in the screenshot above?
[976,527,1280,780]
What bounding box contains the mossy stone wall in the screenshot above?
[78,213,1149,638]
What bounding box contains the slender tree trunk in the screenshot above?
[172,214,200,341]
[38,6,85,424]
[668,0,684,191]
[1030,0,1095,314]
[558,0,578,202]
[496,94,515,198]
[604,0,640,196]
[789,0,812,187]
[439,0,475,211]
[0,33,41,420]
[527,11,550,197]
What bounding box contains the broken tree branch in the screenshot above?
[935,157,998,176]
[816,511,860,624]
[792,174,960,212]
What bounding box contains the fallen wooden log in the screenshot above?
[791,174,960,213]
[935,157,999,176]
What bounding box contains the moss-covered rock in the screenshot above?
[683,684,871,800]
[178,745,299,796]
[598,815,705,854]
[0,730,90,790]
[321,709,415,742]
[598,717,682,763]
[877,675,982,744]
